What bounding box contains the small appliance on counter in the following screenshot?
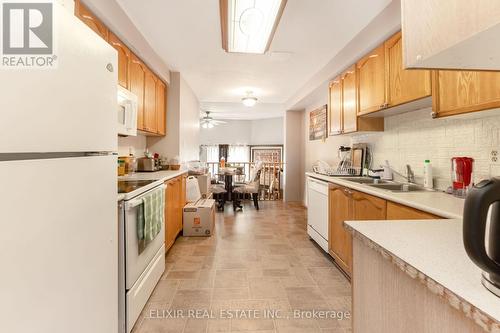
[463,177,500,297]
[137,157,156,172]
[451,157,474,198]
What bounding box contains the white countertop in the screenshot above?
[117,169,188,201]
[305,171,464,219]
[345,220,500,327]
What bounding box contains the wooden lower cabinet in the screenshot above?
[329,186,353,275]
[328,187,444,277]
[164,175,187,252]
[386,201,441,220]
[329,186,387,276]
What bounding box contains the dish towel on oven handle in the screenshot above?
[137,188,165,242]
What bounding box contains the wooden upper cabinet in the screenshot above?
[329,185,353,276]
[384,32,431,107]
[357,44,386,115]
[156,80,167,136]
[401,0,500,70]
[144,69,158,133]
[129,53,146,130]
[341,66,358,134]
[108,32,131,89]
[432,70,500,118]
[386,201,441,220]
[328,76,343,135]
[75,0,109,41]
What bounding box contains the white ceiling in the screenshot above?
[200,102,284,120]
[115,0,392,119]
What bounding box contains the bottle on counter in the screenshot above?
[423,160,433,189]
[220,156,226,168]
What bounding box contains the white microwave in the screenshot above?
[117,86,138,136]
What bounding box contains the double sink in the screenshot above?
[339,177,431,192]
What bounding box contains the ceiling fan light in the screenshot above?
[207,122,215,129]
[201,122,209,129]
[242,96,258,107]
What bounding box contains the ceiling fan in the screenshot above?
[200,111,226,129]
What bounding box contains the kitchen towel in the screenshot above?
[138,188,164,242]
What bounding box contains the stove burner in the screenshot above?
[118,180,157,194]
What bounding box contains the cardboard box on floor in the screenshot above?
[183,198,215,236]
[183,176,215,236]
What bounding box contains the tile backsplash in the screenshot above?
[118,135,147,157]
[353,108,500,190]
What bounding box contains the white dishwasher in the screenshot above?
[307,177,329,252]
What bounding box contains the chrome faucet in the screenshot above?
[406,164,415,183]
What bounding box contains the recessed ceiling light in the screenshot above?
[242,92,258,107]
[220,0,287,54]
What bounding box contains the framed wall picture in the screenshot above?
[250,145,283,163]
[309,105,328,141]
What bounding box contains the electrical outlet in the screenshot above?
[491,150,499,163]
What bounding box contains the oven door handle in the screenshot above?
[125,184,166,210]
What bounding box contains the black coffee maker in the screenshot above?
[463,178,500,297]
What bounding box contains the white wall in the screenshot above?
[250,118,284,145]
[118,135,147,157]
[200,117,284,146]
[179,76,201,161]
[148,72,200,162]
[284,111,305,202]
[200,120,252,145]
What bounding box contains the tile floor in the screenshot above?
[132,201,352,333]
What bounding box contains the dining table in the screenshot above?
[216,169,245,201]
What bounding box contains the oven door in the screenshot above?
[124,185,165,289]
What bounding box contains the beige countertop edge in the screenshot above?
[118,169,188,182]
[117,170,188,202]
[345,221,500,333]
[305,172,463,219]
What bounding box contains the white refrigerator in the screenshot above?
[0,3,119,333]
